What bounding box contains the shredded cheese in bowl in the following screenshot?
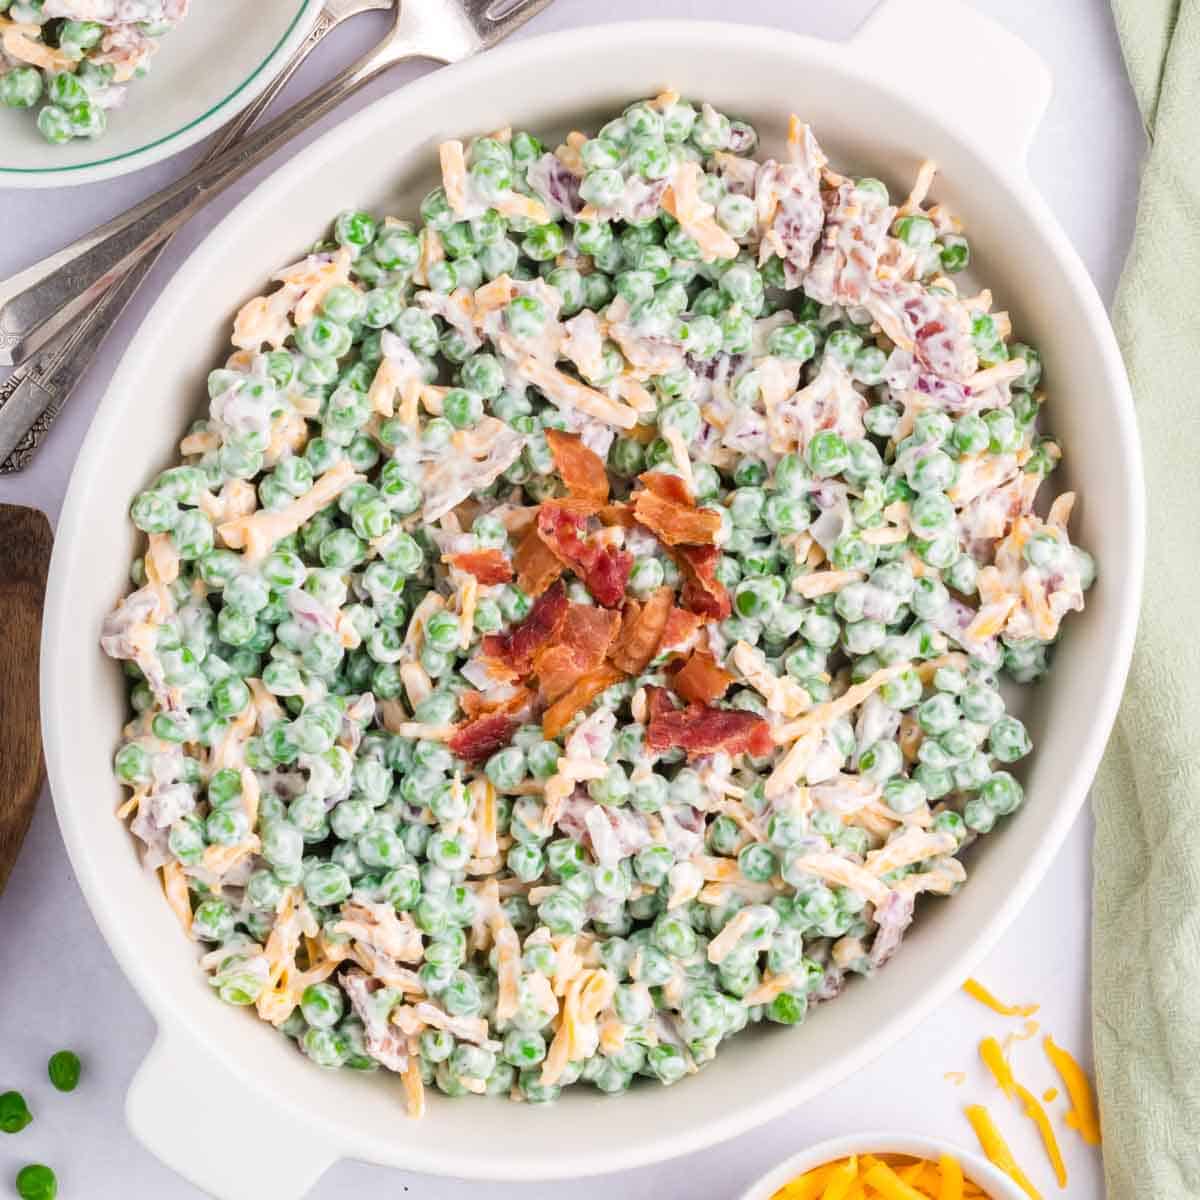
[100,93,1095,1115]
[769,1152,993,1200]
[742,1137,1031,1200]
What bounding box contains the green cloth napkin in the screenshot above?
[1094,1,1200,1195]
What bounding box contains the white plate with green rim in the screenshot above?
[0,0,322,188]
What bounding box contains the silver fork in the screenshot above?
[0,0,392,472]
[0,0,553,371]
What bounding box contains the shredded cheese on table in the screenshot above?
[978,1037,1067,1188]
[963,1104,1042,1200]
[962,978,1040,1018]
[1043,1035,1102,1146]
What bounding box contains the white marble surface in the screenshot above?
[0,1,1143,1196]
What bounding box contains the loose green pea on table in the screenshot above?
[14,1165,55,1200]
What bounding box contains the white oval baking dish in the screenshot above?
[0,0,321,188]
[41,2,1143,1196]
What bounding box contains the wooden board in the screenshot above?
[0,505,52,897]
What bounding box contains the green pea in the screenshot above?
[580,167,625,208]
[485,746,527,791]
[15,1164,56,1200]
[738,843,777,883]
[538,888,585,935]
[628,557,665,597]
[766,990,808,1026]
[940,234,970,273]
[334,209,378,252]
[864,404,900,438]
[301,982,346,1030]
[807,430,850,478]
[980,770,1024,816]
[372,225,420,270]
[909,492,954,538]
[859,739,903,783]
[0,66,41,110]
[522,222,567,262]
[963,796,997,834]
[0,1090,32,1134]
[894,214,936,248]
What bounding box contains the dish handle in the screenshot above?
[127,1026,339,1200]
[851,0,1051,170]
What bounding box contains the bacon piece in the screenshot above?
[671,544,732,620]
[459,686,535,722]
[598,502,636,528]
[644,685,678,723]
[533,605,622,703]
[609,587,674,675]
[546,429,610,503]
[672,650,735,705]
[543,665,626,740]
[537,500,634,608]
[513,524,564,596]
[659,605,704,653]
[640,471,693,505]
[481,580,568,674]
[585,545,635,608]
[632,473,720,546]
[449,714,517,764]
[448,548,513,586]
[646,699,773,759]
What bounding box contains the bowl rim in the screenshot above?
[41,15,1144,1180]
[0,0,321,188]
[738,1132,1030,1200]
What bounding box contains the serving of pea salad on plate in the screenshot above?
[0,0,189,144]
[98,90,1094,1116]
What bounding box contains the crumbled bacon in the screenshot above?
[460,686,535,722]
[632,472,720,546]
[640,471,693,505]
[513,524,564,596]
[537,500,634,608]
[543,665,626,740]
[533,605,622,703]
[609,586,674,675]
[546,428,610,503]
[671,544,732,620]
[598,501,636,529]
[659,604,704,653]
[481,580,568,674]
[448,548,513,586]
[645,691,773,759]
[671,650,735,705]
[449,714,518,764]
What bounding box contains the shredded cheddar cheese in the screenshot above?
[962,978,1040,1018]
[964,1104,1042,1200]
[768,1153,987,1200]
[1043,1036,1102,1146]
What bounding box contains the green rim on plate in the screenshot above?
[0,0,311,176]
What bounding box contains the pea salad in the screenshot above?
[0,0,188,144]
[100,93,1094,1114]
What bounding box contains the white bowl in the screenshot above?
[42,2,1143,1196]
[740,1133,1028,1200]
[0,0,322,188]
